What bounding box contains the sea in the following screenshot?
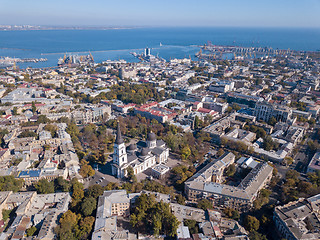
[0,27,319,69]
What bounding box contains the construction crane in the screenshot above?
[89,52,94,62]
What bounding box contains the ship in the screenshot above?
[58,53,94,66]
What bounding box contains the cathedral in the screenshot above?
[111,123,169,179]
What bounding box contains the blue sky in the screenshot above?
[0,0,319,27]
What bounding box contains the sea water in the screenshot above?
[0,27,319,68]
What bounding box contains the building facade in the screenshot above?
[185,152,273,211]
[111,124,169,179]
[254,102,292,122]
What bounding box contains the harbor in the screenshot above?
[196,42,294,61]
[0,56,47,68]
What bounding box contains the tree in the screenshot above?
[81,197,96,216]
[0,176,23,192]
[26,226,37,237]
[197,199,213,210]
[268,116,277,126]
[307,170,320,186]
[56,210,78,237]
[54,177,71,192]
[181,146,191,160]
[184,219,199,234]
[194,116,201,129]
[79,164,95,178]
[71,178,84,202]
[37,115,51,124]
[286,170,300,182]
[44,124,58,137]
[130,193,179,237]
[66,122,80,137]
[79,216,95,237]
[297,181,313,194]
[224,164,236,177]
[175,194,186,205]
[243,215,260,232]
[86,184,104,199]
[127,166,137,183]
[284,156,294,166]
[248,231,267,240]
[31,101,36,113]
[12,107,18,115]
[263,135,279,151]
[253,189,271,210]
[35,179,55,194]
[72,188,84,202]
[307,140,319,152]
[2,209,12,221]
[171,165,195,189]
[223,207,240,220]
[220,136,228,146]
[18,130,37,138]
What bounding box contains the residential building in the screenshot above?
[0,191,70,239]
[92,190,135,240]
[274,194,320,240]
[307,152,320,173]
[254,101,292,122]
[185,152,273,210]
[134,102,177,123]
[209,81,234,93]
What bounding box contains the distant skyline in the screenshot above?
[1,0,320,28]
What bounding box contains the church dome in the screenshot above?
[147,132,156,141]
[141,148,148,156]
[128,144,137,151]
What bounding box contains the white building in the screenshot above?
[209,80,235,93]
[111,124,169,178]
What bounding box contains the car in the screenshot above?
[101,177,105,179]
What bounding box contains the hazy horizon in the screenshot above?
[1,0,319,28]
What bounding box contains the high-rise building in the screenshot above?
[144,47,151,57]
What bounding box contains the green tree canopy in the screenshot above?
[244,215,260,232]
[35,179,55,194]
[81,197,97,216]
[130,193,180,237]
[197,199,213,210]
[79,164,95,178]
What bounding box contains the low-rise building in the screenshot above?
[209,81,234,93]
[134,102,177,123]
[307,152,320,173]
[274,193,320,240]
[0,191,70,239]
[91,190,135,240]
[151,164,170,179]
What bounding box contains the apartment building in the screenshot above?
[185,152,273,211]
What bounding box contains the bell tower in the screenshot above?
[113,122,127,166]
